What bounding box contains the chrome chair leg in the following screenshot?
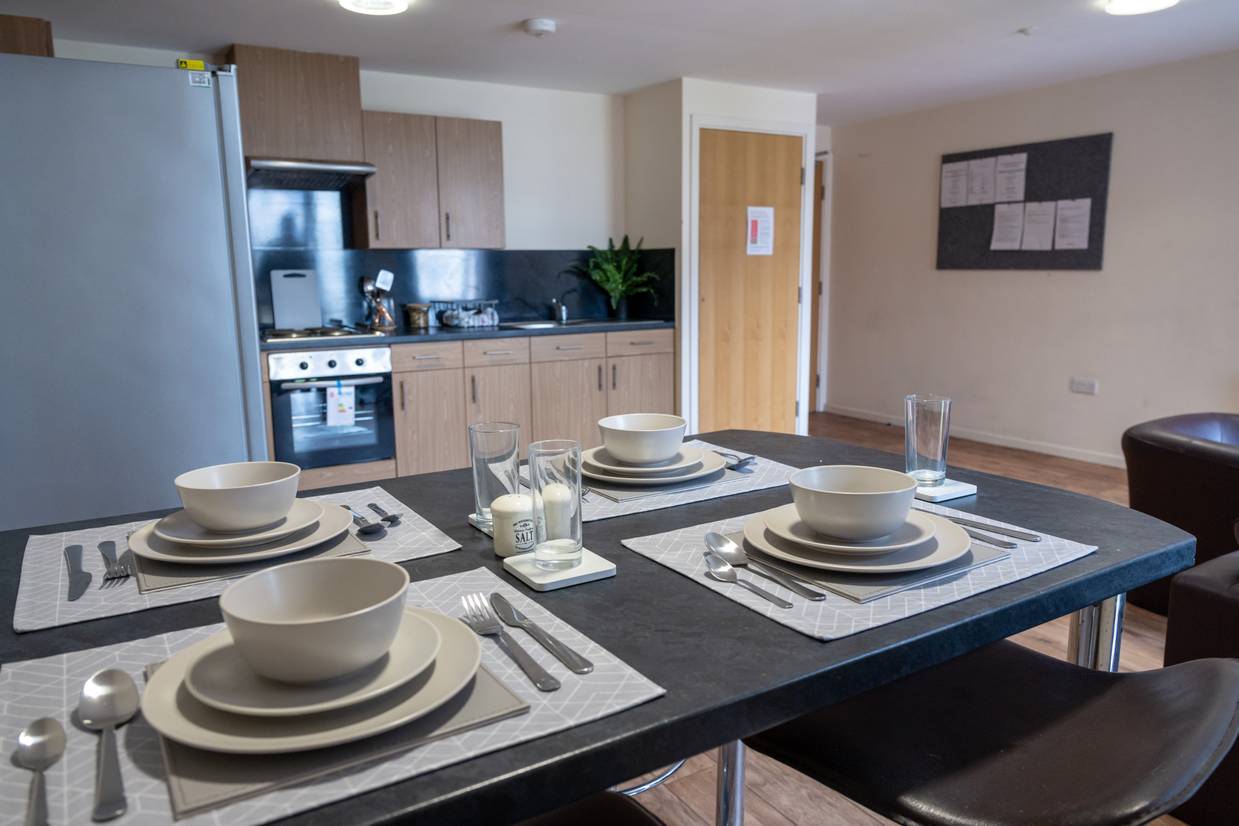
[715,739,745,825]
[612,759,687,796]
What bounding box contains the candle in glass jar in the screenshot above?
[490,493,536,557]
[540,482,574,540]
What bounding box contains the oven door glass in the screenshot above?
[270,375,395,469]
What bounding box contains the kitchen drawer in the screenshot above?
[391,341,464,371]
[530,333,606,363]
[463,337,530,367]
[606,328,675,357]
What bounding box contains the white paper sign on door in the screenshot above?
[746,206,774,255]
[326,382,356,427]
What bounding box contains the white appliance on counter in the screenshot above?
[0,55,265,530]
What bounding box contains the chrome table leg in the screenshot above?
[1067,593,1126,672]
[715,739,745,825]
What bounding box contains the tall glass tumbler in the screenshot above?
[468,422,521,528]
[528,439,584,571]
[905,394,951,487]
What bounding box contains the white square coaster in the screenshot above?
[915,478,978,502]
[503,549,617,592]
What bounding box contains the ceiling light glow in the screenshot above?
[1104,0,1179,15]
[338,0,409,15]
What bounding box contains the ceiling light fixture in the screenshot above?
[522,18,557,38]
[1104,0,1179,15]
[338,0,409,16]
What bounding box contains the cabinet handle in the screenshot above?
[555,345,583,351]
[445,211,451,242]
[374,209,381,241]
[412,354,442,360]
[399,379,406,411]
[482,349,513,356]
[611,364,617,390]
[471,374,478,404]
[597,364,603,391]
[629,340,655,346]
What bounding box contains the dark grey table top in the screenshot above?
[0,430,1193,825]
[259,319,675,351]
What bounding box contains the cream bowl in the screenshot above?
[219,558,410,683]
[789,465,918,541]
[598,413,687,464]
[174,461,300,532]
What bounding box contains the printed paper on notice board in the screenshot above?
[746,206,774,256]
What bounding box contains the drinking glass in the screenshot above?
[905,394,951,487]
[468,422,521,528]
[527,439,584,571]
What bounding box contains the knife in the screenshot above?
[489,593,594,674]
[64,544,91,601]
[914,507,1041,543]
[961,527,1018,550]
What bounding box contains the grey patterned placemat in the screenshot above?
[0,567,665,826]
[622,503,1098,641]
[14,487,460,633]
[578,441,795,522]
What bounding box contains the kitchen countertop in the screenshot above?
[259,319,675,351]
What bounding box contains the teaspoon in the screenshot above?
[347,507,386,536]
[705,532,826,601]
[15,716,65,826]
[702,550,792,608]
[367,502,402,526]
[78,669,140,822]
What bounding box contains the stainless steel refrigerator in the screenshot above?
[0,54,266,531]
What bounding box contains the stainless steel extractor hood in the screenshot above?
[246,158,376,190]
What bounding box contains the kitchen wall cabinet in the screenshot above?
[0,14,53,56]
[361,111,441,249]
[227,44,364,163]
[435,117,506,249]
[395,368,468,475]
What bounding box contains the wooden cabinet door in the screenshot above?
[607,354,675,416]
[394,369,468,475]
[531,359,607,448]
[227,44,364,162]
[435,117,505,249]
[361,111,441,249]
[466,364,531,453]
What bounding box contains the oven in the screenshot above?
[267,347,395,470]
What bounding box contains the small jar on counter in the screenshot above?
[490,493,536,557]
[404,303,432,329]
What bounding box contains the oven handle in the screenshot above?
[278,377,386,390]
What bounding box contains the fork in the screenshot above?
[459,593,561,692]
[97,541,130,589]
[718,452,757,472]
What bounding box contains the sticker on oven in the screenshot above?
[326,383,356,427]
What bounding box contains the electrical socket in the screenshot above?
[1069,376,1100,395]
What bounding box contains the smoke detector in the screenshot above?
[522,18,557,37]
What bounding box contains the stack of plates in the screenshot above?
[130,500,353,566]
[580,445,727,487]
[142,608,481,753]
[741,504,971,574]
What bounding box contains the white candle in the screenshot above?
[490,494,535,557]
[541,482,575,540]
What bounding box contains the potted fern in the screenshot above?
[571,235,659,320]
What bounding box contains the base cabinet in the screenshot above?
[466,364,532,454]
[531,359,608,448]
[395,369,468,474]
[608,353,675,415]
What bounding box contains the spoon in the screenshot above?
[15,717,65,826]
[702,550,792,608]
[367,502,402,526]
[347,507,386,536]
[78,669,140,822]
[705,532,826,601]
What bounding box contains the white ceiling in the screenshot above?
[6,0,1239,123]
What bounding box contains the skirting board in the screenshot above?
[823,404,1126,469]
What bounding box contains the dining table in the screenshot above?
[0,430,1194,826]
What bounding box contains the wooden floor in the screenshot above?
[623,413,1176,825]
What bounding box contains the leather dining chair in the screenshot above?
[745,641,1239,826]
[519,791,667,826]
[1122,412,1239,614]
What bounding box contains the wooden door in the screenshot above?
[0,14,53,56]
[531,359,608,448]
[698,128,803,433]
[227,44,364,162]
[466,364,532,453]
[436,117,505,248]
[608,354,675,416]
[362,111,441,248]
[810,159,824,411]
[394,369,468,475]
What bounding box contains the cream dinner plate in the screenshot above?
[582,445,705,476]
[184,610,442,717]
[760,504,937,556]
[129,503,351,565]
[153,499,324,548]
[582,450,726,487]
[742,511,970,574]
[141,608,481,754]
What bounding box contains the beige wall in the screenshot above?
[827,49,1239,466]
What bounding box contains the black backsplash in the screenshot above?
[247,189,675,330]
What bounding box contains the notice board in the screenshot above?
[936,132,1112,270]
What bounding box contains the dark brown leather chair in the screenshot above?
[1122,413,1239,614]
[1164,547,1239,825]
[518,792,666,826]
[746,641,1239,826]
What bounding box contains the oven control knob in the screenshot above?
[298,361,309,370]
[327,359,337,368]
[355,358,365,367]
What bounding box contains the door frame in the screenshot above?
[685,115,816,435]
[814,151,832,412]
